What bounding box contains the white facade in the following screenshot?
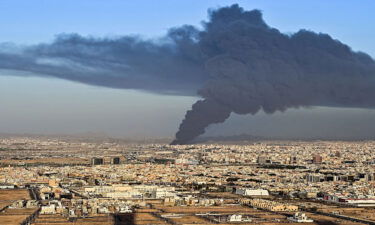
[40,205,56,214]
[288,212,313,223]
[85,185,176,199]
[236,188,269,196]
[228,214,242,222]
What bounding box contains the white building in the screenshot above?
[288,212,313,223]
[40,205,56,214]
[344,199,375,207]
[236,188,269,196]
[228,214,242,222]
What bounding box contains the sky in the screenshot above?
[1,0,375,139]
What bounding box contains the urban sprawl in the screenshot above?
[1,137,375,225]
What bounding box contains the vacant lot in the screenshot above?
[0,201,12,210]
[0,189,30,201]
[0,189,31,212]
[3,208,37,215]
[0,208,37,225]
[32,214,114,225]
[166,214,209,224]
[154,204,258,213]
[0,215,29,225]
[134,213,168,224]
[322,207,375,221]
[150,204,369,225]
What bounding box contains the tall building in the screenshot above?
[312,155,322,164]
[91,158,104,165]
[111,157,120,165]
[306,174,322,183]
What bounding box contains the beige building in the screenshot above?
[244,199,298,212]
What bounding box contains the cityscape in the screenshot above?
[1,136,375,224]
[1,1,375,224]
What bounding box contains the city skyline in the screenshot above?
[2,2,375,224]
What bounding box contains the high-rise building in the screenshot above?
[111,157,120,165]
[91,157,104,165]
[306,174,322,183]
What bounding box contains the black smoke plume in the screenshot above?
[1,4,374,144]
[0,26,207,96]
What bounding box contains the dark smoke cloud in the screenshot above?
[1,4,375,144]
[0,26,207,96]
[173,5,375,144]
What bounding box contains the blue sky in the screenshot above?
[1,0,375,138]
[1,0,374,56]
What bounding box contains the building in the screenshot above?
[49,179,58,187]
[257,156,270,164]
[345,199,375,207]
[40,205,56,214]
[0,183,15,189]
[111,157,121,165]
[312,155,322,164]
[288,212,313,223]
[228,214,242,222]
[246,199,298,212]
[289,155,298,164]
[236,188,269,196]
[91,158,104,165]
[306,174,323,183]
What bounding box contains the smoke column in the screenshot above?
[173,5,375,144]
[0,4,375,144]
